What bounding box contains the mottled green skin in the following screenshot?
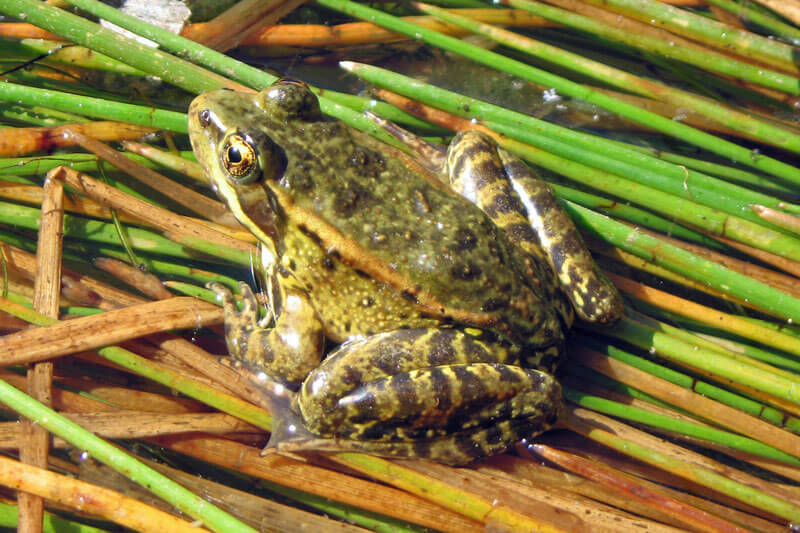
[189,81,621,464]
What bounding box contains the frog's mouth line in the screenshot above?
[219,181,281,260]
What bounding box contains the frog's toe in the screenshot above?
[208,282,246,324]
[264,410,318,455]
[207,281,234,308]
[237,281,261,326]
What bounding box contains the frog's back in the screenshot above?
[275,119,560,347]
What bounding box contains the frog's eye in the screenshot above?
[264,79,321,120]
[221,133,261,184]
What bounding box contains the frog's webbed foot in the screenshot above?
[217,357,316,457]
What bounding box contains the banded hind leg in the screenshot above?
[280,328,562,465]
[445,130,622,326]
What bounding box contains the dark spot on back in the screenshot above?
[451,227,477,251]
[336,182,373,217]
[481,297,509,312]
[451,262,482,281]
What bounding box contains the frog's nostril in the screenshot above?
[199,109,212,127]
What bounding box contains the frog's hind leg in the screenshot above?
[288,328,562,464]
[277,413,558,466]
[285,362,562,465]
[446,131,622,325]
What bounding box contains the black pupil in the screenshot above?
[228,145,242,163]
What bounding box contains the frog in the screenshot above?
[188,79,622,465]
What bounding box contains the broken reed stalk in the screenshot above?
[0,297,222,365]
[49,165,253,251]
[183,0,308,52]
[67,131,231,223]
[18,173,63,533]
[0,122,156,158]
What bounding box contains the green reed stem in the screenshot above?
[415,3,800,156]
[565,201,800,322]
[565,389,800,465]
[704,0,800,45]
[0,83,187,133]
[2,38,145,75]
[575,335,800,433]
[606,317,800,406]
[502,0,799,94]
[578,0,800,74]
[550,183,727,252]
[326,1,800,182]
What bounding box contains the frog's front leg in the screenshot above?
[446,131,622,325]
[287,328,562,465]
[209,281,324,388]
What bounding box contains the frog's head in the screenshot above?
[188,80,324,257]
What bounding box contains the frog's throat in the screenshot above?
[268,186,506,331]
[216,178,279,258]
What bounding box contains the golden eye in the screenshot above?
[221,133,261,183]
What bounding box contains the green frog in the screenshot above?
[188,79,622,465]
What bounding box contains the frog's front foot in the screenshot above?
[208,281,324,387]
[208,281,263,360]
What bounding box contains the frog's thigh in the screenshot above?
[446,131,622,324]
[297,328,561,447]
[216,281,324,387]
